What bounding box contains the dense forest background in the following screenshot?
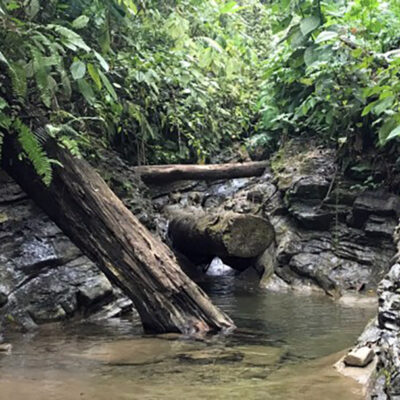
[1,0,400,190]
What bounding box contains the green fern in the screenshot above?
[9,62,27,99]
[14,119,53,185]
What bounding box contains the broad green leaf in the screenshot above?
[70,60,86,80]
[51,25,91,52]
[374,96,394,115]
[99,70,118,101]
[72,15,90,29]
[77,78,95,104]
[300,16,321,37]
[219,1,246,14]
[304,46,316,66]
[26,0,40,19]
[120,0,137,15]
[289,28,305,49]
[385,125,400,142]
[87,63,102,90]
[94,51,109,72]
[197,37,223,53]
[362,101,377,117]
[315,31,338,43]
[272,16,292,34]
[378,118,397,145]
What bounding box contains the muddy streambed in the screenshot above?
[0,276,376,400]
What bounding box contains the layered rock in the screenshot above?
[0,171,134,330]
[369,250,400,398]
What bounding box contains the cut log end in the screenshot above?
[222,214,275,258]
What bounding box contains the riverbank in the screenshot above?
[1,140,400,398]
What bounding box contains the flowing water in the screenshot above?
[0,276,376,400]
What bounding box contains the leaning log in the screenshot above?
[168,210,275,270]
[1,132,234,335]
[134,161,268,184]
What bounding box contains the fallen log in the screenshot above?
[1,131,234,335]
[134,161,268,184]
[168,210,275,270]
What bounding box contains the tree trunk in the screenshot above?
[134,161,268,184]
[168,209,275,270]
[1,132,234,335]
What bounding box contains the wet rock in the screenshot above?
[29,304,67,323]
[344,347,375,367]
[0,173,131,330]
[365,215,397,239]
[0,291,7,307]
[255,244,276,279]
[77,276,114,307]
[260,274,291,292]
[289,202,336,230]
[289,176,330,201]
[352,191,400,227]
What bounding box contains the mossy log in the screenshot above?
[134,161,268,184]
[168,210,275,270]
[1,132,234,335]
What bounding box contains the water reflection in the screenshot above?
[0,276,376,400]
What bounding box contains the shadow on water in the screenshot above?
[0,274,376,400]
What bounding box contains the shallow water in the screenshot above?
[0,276,376,400]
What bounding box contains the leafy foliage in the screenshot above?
[257,0,400,156]
[3,0,400,186]
[0,0,272,175]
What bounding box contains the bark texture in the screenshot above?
[168,210,275,270]
[1,132,234,334]
[134,161,268,183]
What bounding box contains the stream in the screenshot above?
[0,276,376,400]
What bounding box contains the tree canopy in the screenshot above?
[1,0,400,187]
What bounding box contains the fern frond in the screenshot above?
[14,119,53,185]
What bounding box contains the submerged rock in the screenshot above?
[178,349,244,364]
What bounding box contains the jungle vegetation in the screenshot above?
[1,0,400,187]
